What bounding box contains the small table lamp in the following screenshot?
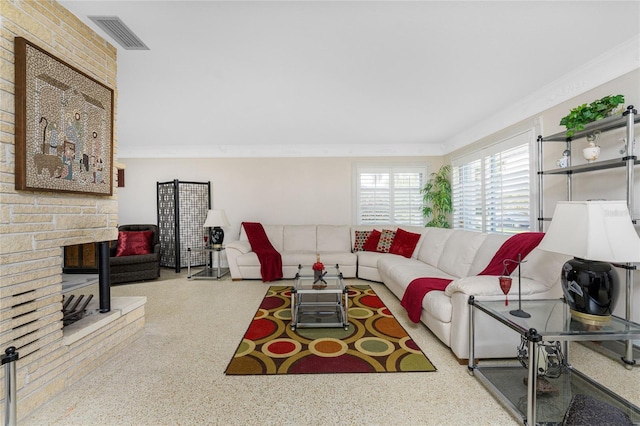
[203,209,230,248]
[537,200,640,324]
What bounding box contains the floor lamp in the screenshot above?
[537,200,640,325]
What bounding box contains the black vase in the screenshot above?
[211,226,225,246]
[561,258,619,324]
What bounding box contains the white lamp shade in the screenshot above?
[537,200,640,263]
[203,209,230,228]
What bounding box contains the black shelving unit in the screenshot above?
[157,179,211,272]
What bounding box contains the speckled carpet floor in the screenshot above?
[20,270,639,425]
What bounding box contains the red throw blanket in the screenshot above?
[477,232,545,276]
[400,278,452,323]
[242,222,283,282]
[401,232,545,323]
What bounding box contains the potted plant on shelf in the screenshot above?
[421,164,452,228]
[560,94,625,138]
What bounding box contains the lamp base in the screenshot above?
[570,309,611,326]
[561,258,618,320]
[211,226,225,246]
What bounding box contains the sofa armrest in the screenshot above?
[225,240,252,280]
[226,240,252,255]
[444,275,550,297]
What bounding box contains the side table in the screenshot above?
[187,246,229,280]
[468,297,640,425]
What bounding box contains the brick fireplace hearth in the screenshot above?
[1,2,146,421]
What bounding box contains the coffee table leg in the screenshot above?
[291,289,297,330]
[343,288,349,329]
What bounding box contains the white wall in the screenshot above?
[116,156,440,241]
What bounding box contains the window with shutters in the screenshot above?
[451,130,534,235]
[355,164,426,225]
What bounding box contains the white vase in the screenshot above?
[583,131,601,163]
[582,144,600,163]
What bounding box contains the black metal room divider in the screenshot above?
[157,179,211,272]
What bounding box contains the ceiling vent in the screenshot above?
[89,16,149,50]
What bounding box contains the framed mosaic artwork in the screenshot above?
[14,37,114,195]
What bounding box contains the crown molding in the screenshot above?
[118,142,444,159]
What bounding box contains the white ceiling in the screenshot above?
[59,1,640,158]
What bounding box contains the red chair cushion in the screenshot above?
[115,230,154,257]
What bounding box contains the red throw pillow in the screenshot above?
[389,228,421,258]
[362,229,381,252]
[376,229,396,253]
[115,230,154,257]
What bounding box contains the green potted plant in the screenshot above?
[421,164,452,228]
[560,94,624,137]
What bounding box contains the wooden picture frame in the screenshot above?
[14,37,114,195]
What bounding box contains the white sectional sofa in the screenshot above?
[225,224,568,360]
[226,225,358,280]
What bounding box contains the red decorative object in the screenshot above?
[312,254,324,271]
[499,276,513,306]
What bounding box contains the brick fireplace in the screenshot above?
[1,1,145,421]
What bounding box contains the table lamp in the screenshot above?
[537,200,640,324]
[203,209,230,248]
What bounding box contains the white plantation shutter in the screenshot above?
[356,165,425,225]
[452,158,483,231]
[485,144,531,234]
[393,172,424,224]
[452,130,533,234]
[359,172,390,223]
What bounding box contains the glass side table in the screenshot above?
[187,246,229,280]
[468,297,640,425]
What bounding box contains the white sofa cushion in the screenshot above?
[378,256,454,291]
[468,233,510,276]
[283,225,316,252]
[317,225,352,252]
[281,251,318,266]
[519,247,570,288]
[416,227,453,266]
[437,230,488,277]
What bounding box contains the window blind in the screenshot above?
[356,165,425,225]
[452,130,533,234]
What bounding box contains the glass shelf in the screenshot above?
[475,365,640,424]
[540,158,640,175]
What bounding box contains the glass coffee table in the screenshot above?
[468,297,640,425]
[290,264,348,330]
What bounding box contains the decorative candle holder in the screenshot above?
[502,254,530,318]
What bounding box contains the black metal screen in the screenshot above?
[157,179,210,272]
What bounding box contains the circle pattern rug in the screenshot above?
[225,285,436,375]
